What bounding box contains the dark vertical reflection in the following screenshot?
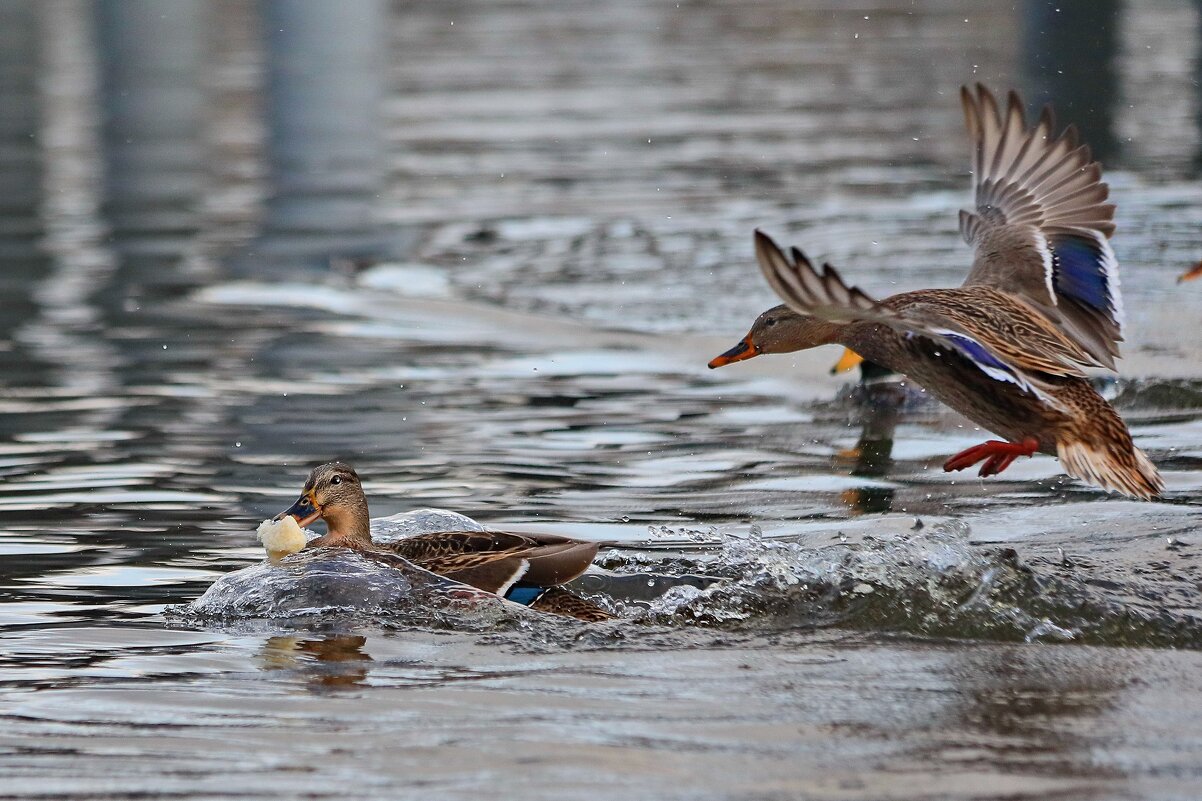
[0,0,50,384]
[94,0,205,254]
[92,0,208,359]
[1022,0,1120,163]
[246,0,390,272]
[1195,1,1202,172]
[836,373,907,515]
[0,1,42,255]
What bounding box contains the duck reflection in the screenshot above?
[261,633,373,689]
[830,352,921,515]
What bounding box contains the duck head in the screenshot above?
[276,461,371,546]
[708,304,842,368]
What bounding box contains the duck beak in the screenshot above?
[830,348,864,374]
[1178,260,1202,283]
[708,336,759,368]
[275,491,321,528]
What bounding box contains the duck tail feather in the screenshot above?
[1056,439,1163,500]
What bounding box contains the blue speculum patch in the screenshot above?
[505,586,544,606]
[941,331,1015,375]
[1051,233,1110,312]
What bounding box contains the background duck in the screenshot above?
[276,461,613,621]
[829,348,891,383]
[1179,260,1202,283]
[709,85,1162,500]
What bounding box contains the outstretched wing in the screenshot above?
[754,230,1087,402]
[754,230,885,325]
[959,84,1122,368]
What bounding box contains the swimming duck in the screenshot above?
[276,462,613,621]
[709,85,1162,500]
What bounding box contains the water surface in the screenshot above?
[3,1,1202,799]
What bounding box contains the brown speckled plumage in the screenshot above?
[529,586,614,623]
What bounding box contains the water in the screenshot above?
[3,0,1202,798]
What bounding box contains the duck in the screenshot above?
[274,462,613,621]
[708,85,1162,500]
[829,348,892,383]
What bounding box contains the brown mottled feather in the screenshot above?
[884,288,1097,377]
[388,530,599,589]
[758,231,1099,378]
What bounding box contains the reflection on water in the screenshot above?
[254,0,393,268]
[2,0,1202,799]
[831,378,928,514]
[1022,0,1120,163]
[261,633,374,689]
[0,1,51,387]
[95,0,205,246]
[0,3,41,252]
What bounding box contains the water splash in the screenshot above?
[599,521,1202,647]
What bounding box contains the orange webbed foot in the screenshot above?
[943,437,1039,477]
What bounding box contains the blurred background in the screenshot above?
[3,2,1202,799]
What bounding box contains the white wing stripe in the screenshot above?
[1033,231,1056,303]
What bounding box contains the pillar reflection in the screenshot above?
[247,0,391,272]
[1022,0,1120,164]
[95,0,205,251]
[0,0,52,383]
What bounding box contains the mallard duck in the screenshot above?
[709,85,1162,500]
[1179,260,1202,283]
[275,462,612,621]
[828,349,896,383]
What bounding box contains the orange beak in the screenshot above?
[708,335,759,368]
[275,491,321,528]
[1179,260,1202,283]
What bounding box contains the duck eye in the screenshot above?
[330,476,342,486]
[765,319,776,327]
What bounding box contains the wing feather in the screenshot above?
[959,85,1122,367]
